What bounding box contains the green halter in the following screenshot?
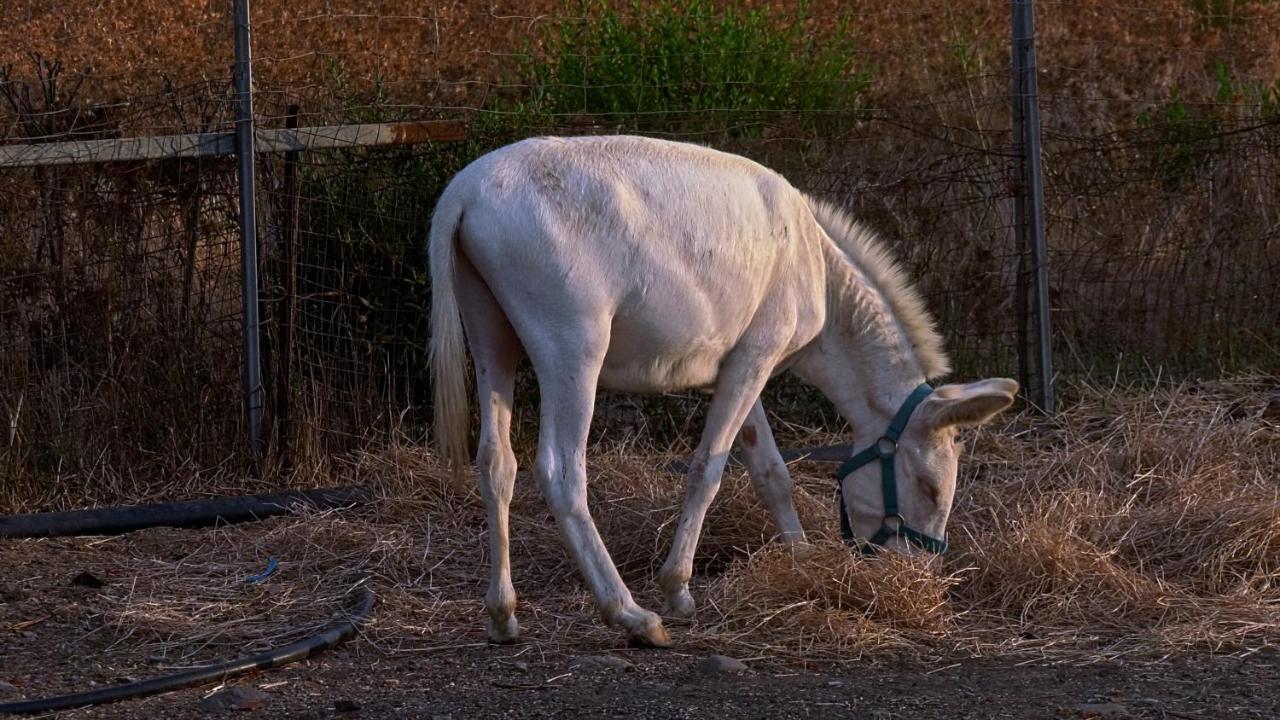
[835,384,949,555]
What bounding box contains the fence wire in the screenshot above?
[2,0,1278,505]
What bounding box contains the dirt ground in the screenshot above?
[4,609,1280,720]
[15,646,1280,720]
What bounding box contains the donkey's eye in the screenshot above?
[920,478,942,505]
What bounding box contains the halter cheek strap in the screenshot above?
[835,384,949,556]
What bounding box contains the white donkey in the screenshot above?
[429,135,1017,647]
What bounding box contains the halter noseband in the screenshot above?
[835,383,949,555]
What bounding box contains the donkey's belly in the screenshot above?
[597,346,723,393]
[596,314,737,393]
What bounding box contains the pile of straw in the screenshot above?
[7,378,1277,667]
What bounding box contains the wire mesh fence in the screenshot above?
[0,143,247,504]
[1032,1,1280,382]
[2,0,1278,506]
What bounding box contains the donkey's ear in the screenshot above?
[923,378,1018,429]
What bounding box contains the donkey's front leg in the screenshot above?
[533,354,671,647]
[657,361,773,619]
[737,398,806,544]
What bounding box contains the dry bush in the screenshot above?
[3,1,1276,113]
[0,160,251,510]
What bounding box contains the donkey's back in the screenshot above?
[432,135,829,395]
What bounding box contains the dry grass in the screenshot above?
[4,378,1276,670]
[2,0,1277,112]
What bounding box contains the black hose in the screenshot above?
[0,583,374,715]
[664,443,855,475]
[0,486,369,539]
[0,486,377,713]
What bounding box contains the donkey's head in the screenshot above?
[837,378,1018,556]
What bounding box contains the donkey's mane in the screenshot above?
[804,196,951,380]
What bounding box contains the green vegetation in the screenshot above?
[288,1,877,438]
[1186,0,1277,30]
[525,0,871,137]
[290,106,531,426]
[1138,61,1279,187]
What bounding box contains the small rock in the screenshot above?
[198,686,268,713]
[19,631,35,640]
[70,572,106,589]
[1225,398,1251,421]
[512,660,529,673]
[333,699,361,713]
[0,681,20,698]
[1075,702,1130,718]
[1262,397,1280,422]
[693,654,749,674]
[570,655,634,671]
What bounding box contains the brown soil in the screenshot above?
[3,558,1278,720]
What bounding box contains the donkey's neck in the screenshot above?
[791,242,927,438]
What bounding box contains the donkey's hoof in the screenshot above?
[617,606,673,648]
[627,621,673,649]
[486,615,521,644]
[662,589,697,620]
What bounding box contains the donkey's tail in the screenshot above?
[428,190,470,480]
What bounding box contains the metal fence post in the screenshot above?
[233,0,265,454]
[1011,27,1031,404]
[1012,0,1055,412]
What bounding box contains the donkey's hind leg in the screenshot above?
[458,256,523,643]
